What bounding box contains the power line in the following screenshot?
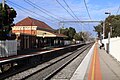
[58,0,89,32]
[116,6,120,15]
[56,0,85,32]
[7,2,43,21]
[56,0,77,20]
[63,0,91,32]
[83,0,92,20]
[57,0,89,32]
[6,0,54,22]
[62,0,87,32]
[24,0,61,21]
[25,0,66,20]
[63,0,80,20]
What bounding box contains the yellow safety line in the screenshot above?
[91,44,96,80]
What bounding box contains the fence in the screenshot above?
[0,40,17,57]
[64,40,71,45]
[99,37,120,62]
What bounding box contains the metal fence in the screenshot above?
[0,40,17,57]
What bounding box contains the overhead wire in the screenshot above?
[6,0,55,22]
[62,0,89,32]
[83,0,93,34]
[24,0,61,21]
[7,2,45,20]
[83,0,92,20]
[56,0,81,34]
[6,0,93,35]
[24,0,66,20]
[63,0,80,20]
[56,0,77,20]
[116,6,120,15]
[8,2,40,20]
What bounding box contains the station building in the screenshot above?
[12,17,67,50]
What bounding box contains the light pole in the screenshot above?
[105,12,111,54]
[2,0,5,9]
[102,21,105,39]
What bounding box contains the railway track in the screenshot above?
[25,44,92,80]
[4,43,93,80]
[50,43,92,80]
[43,44,92,80]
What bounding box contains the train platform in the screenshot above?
[70,42,120,80]
[0,47,65,65]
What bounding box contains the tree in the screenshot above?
[60,28,69,36]
[55,27,76,40]
[94,24,102,38]
[94,15,120,38]
[0,3,17,40]
[74,32,83,41]
[82,32,92,41]
[68,27,76,40]
[74,31,92,41]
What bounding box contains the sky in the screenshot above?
[0,0,120,37]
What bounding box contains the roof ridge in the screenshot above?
[27,17,47,26]
[15,17,54,31]
[28,17,36,25]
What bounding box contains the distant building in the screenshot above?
[12,17,66,50]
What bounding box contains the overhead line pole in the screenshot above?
[105,12,111,54]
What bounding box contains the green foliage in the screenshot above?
[55,26,92,41]
[73,32,83,41]
[68,27,76,40]
[74,31,92,41]
[94,24,102,38]
[0,3,17,40]
[60,28,69,37]
[55,27,76,40]
[94,15,120,38]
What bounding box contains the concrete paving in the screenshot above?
[99,47,120,80]
[70,43,120,80]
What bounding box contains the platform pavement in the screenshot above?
[70,42,120,80]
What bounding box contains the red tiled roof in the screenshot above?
[52,32,67,38]
[15,17,54,31]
